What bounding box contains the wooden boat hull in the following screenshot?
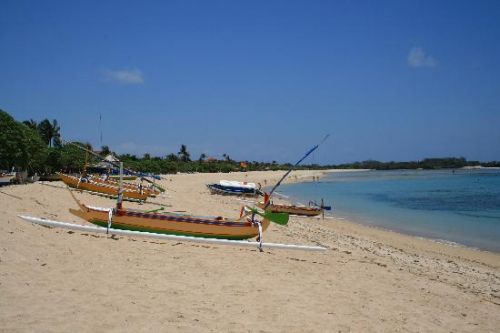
[89,175,159,197]
[60,173,149,200]
[70,203,269,240]
[257,202,322,217]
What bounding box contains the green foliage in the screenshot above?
[2,109,500,176]
[178,144,191,162]
[100,145,111,156]
[37,118,61,147]
[58,142,88,172]
[333,157,471,170]
[0,110,47,172]
[21,125,47,172]
[165,153,179,162]
[22,119,38,130]
[45,147,62,173]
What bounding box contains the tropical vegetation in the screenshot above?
[1,109,499,176]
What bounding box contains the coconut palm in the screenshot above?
[178,144,191,162]
[100,145,111,156]
[37,119,61,148]
[22,119,38,130]
[51,119,61,147]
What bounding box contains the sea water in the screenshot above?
[279,169,500,252]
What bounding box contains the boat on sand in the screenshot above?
[207,180,261,196]
[59,173,149,201]
[88,174,160,197]
[68,191,272,240]
[257,201,323,217]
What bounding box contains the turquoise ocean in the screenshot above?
[279,169,500,252]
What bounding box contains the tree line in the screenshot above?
[1,109,499,175]
[332,158,500,170]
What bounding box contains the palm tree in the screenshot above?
[37,119,52,147]
[51,119,61,147]
[37,119,61,147]
[178,144,191,162]
[100,145,111,156]
[198,153,207,163]
[22,119,38,130]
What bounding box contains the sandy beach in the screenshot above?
[1,170,499,332]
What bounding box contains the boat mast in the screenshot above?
[263,134,329,209]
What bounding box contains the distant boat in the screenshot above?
[59,173,150,201]
[257,197,331,217]
[257,202,323,217]
[207,180,261,196]
[219,180,257,189]
[87,174,160,198]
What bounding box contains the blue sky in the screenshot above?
[1,0,499,163]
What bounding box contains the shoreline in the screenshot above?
[284,169,500,266]
[164,169,500,267]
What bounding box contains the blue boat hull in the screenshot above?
[207,184,259,196]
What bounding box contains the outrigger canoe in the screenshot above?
[257,202,323,217]
[60,173,149,201]
[88,175,160,197]
[69,193,271,240]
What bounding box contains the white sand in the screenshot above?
[1,170,499,332]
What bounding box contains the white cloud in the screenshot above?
[103,68,144,84]
[407,47,437,68]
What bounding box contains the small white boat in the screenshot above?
[219,180,257,189]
